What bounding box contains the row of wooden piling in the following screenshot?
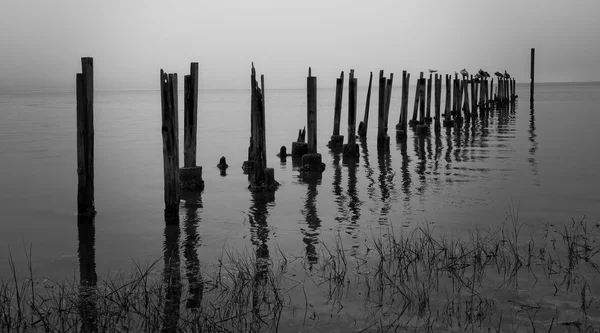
[75,57,528,221]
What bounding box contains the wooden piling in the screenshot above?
[443,74,453,127]
[377,73,389,148]
[490,78,494,107]
[416,78,429,135]
[343,70,359,157]
[434,74,441,131]
[396,71,409,139]
[332,71,344,136]
[76,57,95,216]
[384,73,394,132]
[462,79,471,118]
[470,76,476,113]
[329,71,345,148]
[530,48,535,105]
[307,67,317,154]
[409,73,421,127]
[160,70,179,220]
[358,72,373,138]
[425,74,432,122]
[183,63,198,168]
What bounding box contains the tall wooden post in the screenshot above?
[307,68,317,154]
[409,73,422,127]
[329,71,345,148]
[434,74,441,131]
[160,70,179,220]
[358,72,373,138]
[396,71,409,139]
[463,79,471,118]
[416,78,429,135]
[425,74,432,122]
[184,63,199,167]
[333,71,344,133]
[377,71,389,148]
[76,57,95,217]
[343,70,359,157]
[443,74,453,127]
[530,48,535,106]
[384,73,394,132]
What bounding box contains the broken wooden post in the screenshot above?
[434,74,441,132]
[160,70,180,221]
[343,69,359,157]
[416,78,429,135]
[377,72,390,149]
[396,70,409,139]
[384,73,394,132]
[357,72,373,138]
[409,72,422,127]
[301,67,325,172]
[443,74,454,127]
[249,65,279,190]
[425,74,433,123]
[180,63,204,191]
[328,71,344,148]
[76,57,95,217]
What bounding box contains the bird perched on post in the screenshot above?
[494,71,504,78]
[428,69,438,74]
[478,69,490,79]
[460,69,469,78]
[504,70,511,79]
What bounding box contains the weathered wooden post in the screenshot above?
[76,57,95,217]
[452,74,459,115]
[455,78,464,124]
[490,78,495,107]
[384,73,394,132]
[180,63,204,191]
[396,70,409,140]
[443,74,454,127]
[434,74,441,132]
[462,79,471,119]
[249,64,279,190]
[357,72,373,138]
[530,48,535,106]
[377,71,390,148]
[425,74,433,123]
[479,79,486,113]
[409,72,423,127]
[160,70,179,221]
[416,78,429,135]
[301,67,325,172]
[343,69,359,157]
[328,71,345,148]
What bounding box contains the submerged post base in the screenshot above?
[300,153,326,172]
[443,119,454,127]
[248,168,280,192]
[292,142,308,157]
[342,143,359,157]
[377,134,390,149]
[408,119,419,127]
[179,166,204,191]
[416,124,430,136]
[328,135,344,149]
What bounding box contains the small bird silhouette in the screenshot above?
[494,71,504,78]
[460,69,469,78]
[428,69,438,73]
[504,70,511,79]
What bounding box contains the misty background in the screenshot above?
[1,0,599,91]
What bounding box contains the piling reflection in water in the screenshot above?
[181,192,203,309]
[330,151,347,228]
[162,222,181,333]
[300,172,321,267]
[344,152,362,239]
[77,215,97,333]
[376,146,395,225]
[360,139,377,204]
[248,190,274,319]
[529,107,539,186]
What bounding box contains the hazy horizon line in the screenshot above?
[1,80,598,93]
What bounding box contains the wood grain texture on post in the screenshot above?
[77,57,95,216]
[307,68,318,154]
[348,70,357,146]
[160,70,180,219]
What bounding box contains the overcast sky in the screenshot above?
[1,0,599,90]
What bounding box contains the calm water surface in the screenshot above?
[1,82,599,279]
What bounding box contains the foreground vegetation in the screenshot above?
[2,210,600,332]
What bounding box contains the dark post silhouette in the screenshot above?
[180,63,204,191]
[416,78,429,135]
[384,73,394,131]
[76,57,95,216]
[425,74,432,122]
[329,71,344,148]
[343,69,359,157]
[307,67,317,154]
[377,72,389,148]
[357,72,373,138]
[530,48,535,106]
[160,70,179,221]
[434,74,441,132]
[396,70,410,139]
[443,74,453,127]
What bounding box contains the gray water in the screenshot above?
[1,81,599,279]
